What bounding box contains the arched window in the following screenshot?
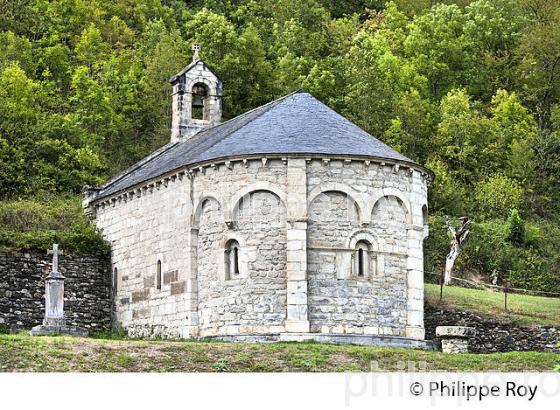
[191,83,208,120]
[113,267,118,296]
[354,240,371,278]
[156,260,162,290]
[225,239,240,279]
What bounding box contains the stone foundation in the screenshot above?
[441,338,468,353]
[202,333,434,349]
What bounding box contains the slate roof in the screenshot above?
[93,90,423,201]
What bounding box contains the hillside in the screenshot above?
[1,334,558,372]
[1,1,560,292]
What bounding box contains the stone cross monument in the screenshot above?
[30,244,88,337]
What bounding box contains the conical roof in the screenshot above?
[94,91,423,200]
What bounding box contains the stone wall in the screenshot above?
[425,304,560,353]
[0,249,111,332]
[94,173,194,338]
[306,160,424,337]
[194,160,288,336]
[91,156,430,340]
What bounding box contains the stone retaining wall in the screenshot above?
[425,304,559,353]
[0,250,111,332]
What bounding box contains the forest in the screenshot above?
[0,0,559,291]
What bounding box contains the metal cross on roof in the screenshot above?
[47,243,64,274]
[192,43,201,61]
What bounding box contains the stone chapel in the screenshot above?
[83,52,433,347]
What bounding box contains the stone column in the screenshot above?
[185,175,199,338]
[406,226,424,340]
[170,82,185,143]
[185,227,199,337]
[405,170,427,340]
[285,158,310,333]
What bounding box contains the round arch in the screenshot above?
[368,189,412,224]
[226,182,287,222]
[193,195,223,227]
[345,228,384,252]
[307,183,368,224]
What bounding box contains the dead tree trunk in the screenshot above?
[443,216,470,285]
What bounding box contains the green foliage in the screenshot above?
[425,214,560,292]
[0,0,559,290]
[0,197,109,255]
[475,173,523,218]
[507,208,525,246]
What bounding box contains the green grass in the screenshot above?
[0,334,558,372]
[425,283,560,326]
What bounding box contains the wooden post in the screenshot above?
[504,279,509,311]
[440,270,444,302]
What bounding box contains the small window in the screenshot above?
[225,239,240,279]
[357,248,365,277]
[113,267,118,296]
[156,260,162,290]
[354,241,371,278]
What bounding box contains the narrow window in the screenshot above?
[358,248,365,277]
[225,239,240,279]
[232,246,239,275]
[156,260,162,290]
[113,267,118,296]
[354,240,371,278]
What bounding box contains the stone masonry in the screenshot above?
[90,157,430,340]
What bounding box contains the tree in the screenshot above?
[475,173,524,218]
[507,208,525,246]
[433,89,484,182]
[345,29,425,137]
[516,0,560,131]
[0,31,35,74]
[404,4,476,100]
[486,89,538,182]
[443,216,470,285]
[464,0,527,100]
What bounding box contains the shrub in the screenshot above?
[507,208,525,246]
[0,196,109,255]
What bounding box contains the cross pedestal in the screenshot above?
[30,244,89,337]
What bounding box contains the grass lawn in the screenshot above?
[425,283,560,326]
[0,333,558,372]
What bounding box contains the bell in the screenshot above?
[192,93,204,107]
